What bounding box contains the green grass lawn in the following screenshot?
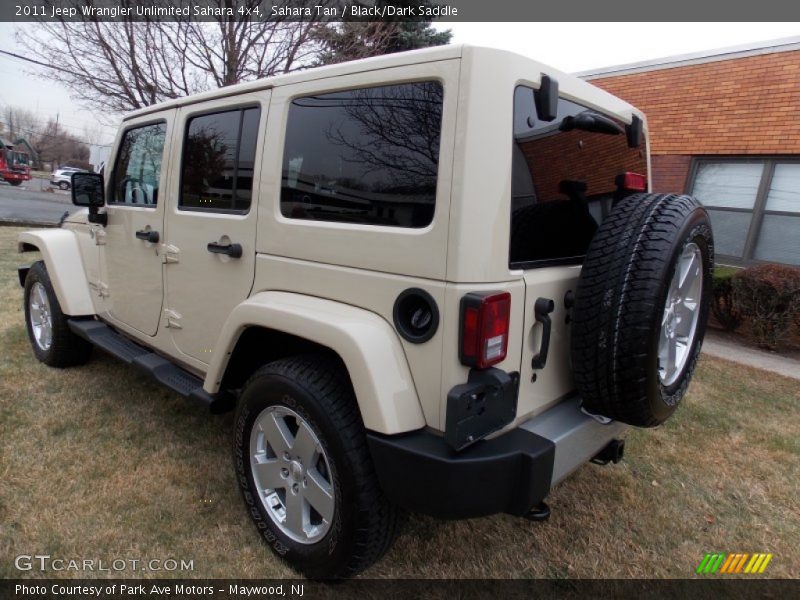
[0,226,798,579]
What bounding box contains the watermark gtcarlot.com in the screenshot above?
[14,554,194,573]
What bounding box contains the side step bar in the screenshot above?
[68,319,233,413]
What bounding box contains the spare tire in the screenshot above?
[571,193,713,427]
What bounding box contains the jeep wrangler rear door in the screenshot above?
[99,113,173,336]
[162,92,269,365]
[510,87,648,417]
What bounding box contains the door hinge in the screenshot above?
[88,280,109,298]
[163,308,183,329]
[91,227,106,246]
[158,244,180,264]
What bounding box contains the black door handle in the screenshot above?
[135,229,159,243]
[531,297,555,370]
[207,241,242,259]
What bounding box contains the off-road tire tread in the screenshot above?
[240,354,402,578]
[24,261,92,368]
[570,193,711,426]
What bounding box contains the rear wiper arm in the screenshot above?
[559,111,624,135]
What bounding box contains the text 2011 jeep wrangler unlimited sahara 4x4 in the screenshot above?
[17,45,712,578]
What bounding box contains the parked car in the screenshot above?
[17,45,713,578]
[49,167,86,190]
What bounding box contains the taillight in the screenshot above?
[459,292,511,369]
[619,171,648,192]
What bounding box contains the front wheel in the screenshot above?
[8,180,22,186]
[58,181,70,190]
[23,261,92,368]
[234,354,401,578]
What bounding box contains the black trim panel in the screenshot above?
[17,264,30,288]
[366,427,554,519]
[68,319,233,413]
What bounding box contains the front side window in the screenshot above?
[180,107,260,212]
[110,122,167,205]
[510,86,648,267]
[280,81,444,228]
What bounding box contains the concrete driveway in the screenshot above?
[0,177,78,225]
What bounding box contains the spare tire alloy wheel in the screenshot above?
[658,242,703,387]
[571,193,713,427]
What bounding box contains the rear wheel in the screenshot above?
[23,261,92,368]
[234,354,401,578]
[8,180,22,186]
[571,193,713,426]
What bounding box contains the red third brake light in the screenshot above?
[459,292,511,369]
[621,171,648,192]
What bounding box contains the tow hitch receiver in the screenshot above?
[591,438,625,465]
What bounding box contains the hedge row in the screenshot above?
[711,263,800,350]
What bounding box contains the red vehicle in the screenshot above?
[0,145,32,186]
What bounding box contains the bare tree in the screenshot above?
[16,1,329,114]
[2,105,42,141]
[82,122,107,146]
[35,118,90,166]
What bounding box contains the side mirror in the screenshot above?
[71,172,105,207]
[71,172,107,226]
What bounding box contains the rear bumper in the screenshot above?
[366,397,626,519]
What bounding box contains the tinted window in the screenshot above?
[510,86,648,267]
[280,82,443,228]
[180,107,260,212]
[110,122,166,205]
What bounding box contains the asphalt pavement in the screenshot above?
[0,177,78,226]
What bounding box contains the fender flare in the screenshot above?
[18,229,95,316]
[206,291,426,435]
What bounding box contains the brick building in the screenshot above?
[580,37,800,266]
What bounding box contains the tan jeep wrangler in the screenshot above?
[17,45,713,578]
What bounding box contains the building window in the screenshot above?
[688,158,800,266]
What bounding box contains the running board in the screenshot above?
[68,319,233,413]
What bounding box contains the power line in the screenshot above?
[0,48,90,81]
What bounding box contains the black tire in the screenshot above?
[23,261,93,368]
[58,182,70,190]
[8,180,22,186]
[234,354,402,579]
[571,193,713,427]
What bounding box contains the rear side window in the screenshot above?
[110,122,167,206]
[510,86,648,267]
[180,107,260,213]
[280,81,443,228]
